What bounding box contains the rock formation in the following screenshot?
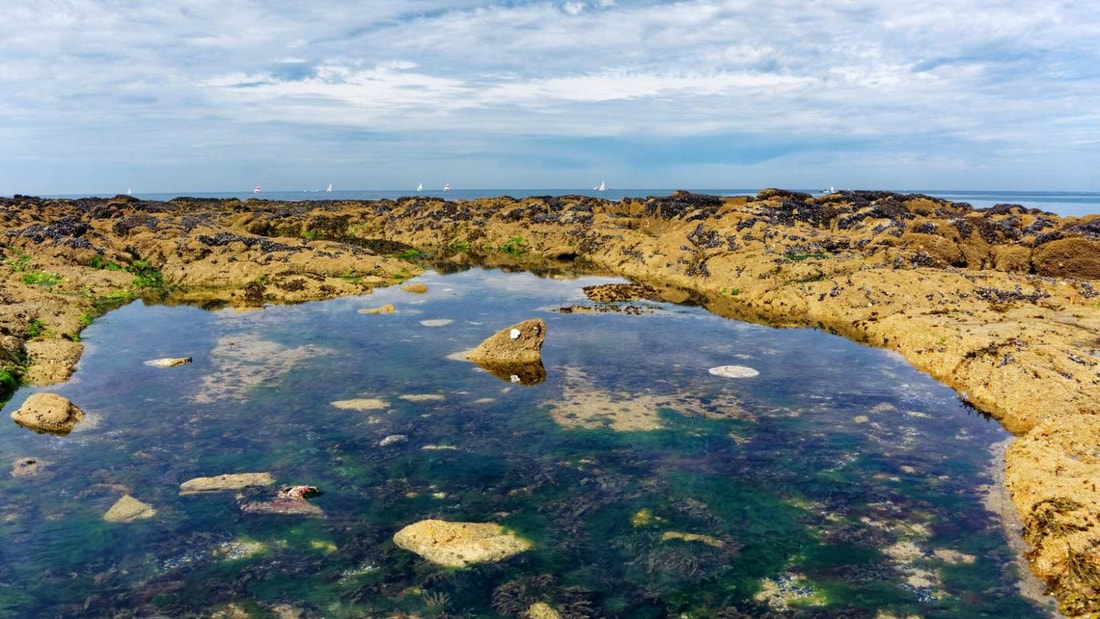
[1,190,1098,613]
[10,392,85,434]
[466,318,546,365]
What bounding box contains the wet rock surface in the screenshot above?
[10,392,85,434]
[466,318,547,366]
[1,190,1098,614]
[393,519,532,567]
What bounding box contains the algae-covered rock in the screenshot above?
[392,519,531,567]
[11,393,85,435]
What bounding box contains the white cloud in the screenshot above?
[1,0,1098,192]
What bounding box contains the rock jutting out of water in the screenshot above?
[143,356,192,368]
[10,392,85,435]
[463,318,548,385]
[466,318,546,366]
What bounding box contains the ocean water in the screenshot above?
[37,188,1100,219]
[0,268,1058,617]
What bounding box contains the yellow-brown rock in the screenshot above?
[179,472,275,495]
[1005,413,1100,616]
[10,392,84,435]
[104,494,156,523]
[466,318,546,366]
[392,519,531,567]
[401,283,429,294]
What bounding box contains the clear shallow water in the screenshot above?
[0,269,1056,617]
[36,188,1100,218]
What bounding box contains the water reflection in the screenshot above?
[0,269,1055,617]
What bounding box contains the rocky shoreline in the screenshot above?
[2,190,1097,615]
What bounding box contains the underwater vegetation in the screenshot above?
[0,270,1054,617]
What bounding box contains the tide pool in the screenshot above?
[0,268,1057,617]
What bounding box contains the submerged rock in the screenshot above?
[179,472,275,495]
[392,519,531,567]
[10,456,49,478]
[379,434,408,447]
[239,485,323,517]
[708,365,760,378]
[331,398,388,410]
[10,393,85,435]
[104,494,156,523]
[526,602,561,619]
[358,304,396,315]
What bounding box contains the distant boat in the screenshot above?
[417,183,423,192]
[822,186,836,194]
[127,187,132,195]
[596,181,606,191]
[443,183,450,192]
[326,183,332,192]
[254,184,261,193]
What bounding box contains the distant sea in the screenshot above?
[32,188,1100,219]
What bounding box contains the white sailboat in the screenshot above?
[417,183,423,192]
[253,184,261,193]
[596,180,606,191]
[326,183,333,192]
[443,183,450,192]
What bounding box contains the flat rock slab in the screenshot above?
[104,494,156,523]
[179,472,275,495]
[10,393,85,435]
[144,357,192,368]
[393,519,531,567]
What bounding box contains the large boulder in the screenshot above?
[1032,238,1100,279]
[10,393,85,435]
[393,519,531,567]
[466,318,546,366]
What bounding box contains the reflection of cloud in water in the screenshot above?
[194,334,332,403]
[547,367,754,431]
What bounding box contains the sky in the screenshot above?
[1,0,1098,195]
